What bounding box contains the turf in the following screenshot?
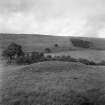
[1,61,105,105]
[1,33,105,52]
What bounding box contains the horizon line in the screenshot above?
[0,32,104,39]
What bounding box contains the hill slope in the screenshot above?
[0,33,71,52]
[1,61,105,105]
[1,33,105,52]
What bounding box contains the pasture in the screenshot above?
[1,61,105,105]
[45,50,105,63]
[1,33,105,53]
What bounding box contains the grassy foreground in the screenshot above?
[1,61,105,105]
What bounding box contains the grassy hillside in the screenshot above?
[76,36,105,50]
[1,33,105,65]
[1,61,105,105]
[45,50,105,63]
[0,33,72,52]
[1,34,105,104]
[1,33,105,53]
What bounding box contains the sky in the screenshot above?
[0,0,105,37]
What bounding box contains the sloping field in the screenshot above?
[45,50,105,62]
[1,61,105,105]
[1,33,105,52]
[0,33,71,52]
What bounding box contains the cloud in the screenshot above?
[82,13,105,37]
[0,13,86,36]
[0,0,105,37]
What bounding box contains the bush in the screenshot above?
[45,48,51,53]
[89,61,97,65]
[15,51,45,65]
[15,56,32,65]
[71,38,92,48]
[31,52,44,62]
[46,55,52,59]
[15,56,25,65]
[2,42,24,64]
[78,58,90,65]
[54,44,59,47]
[97,60,105,66]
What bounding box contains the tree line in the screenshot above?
[70,38,92,48]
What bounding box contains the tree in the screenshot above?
[54,44,59,47]
[70,38,92,48]
[31,51,44,62]
[2,42,24,63]
[45,48,51,53]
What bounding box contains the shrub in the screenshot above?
[31,52,44,62]
[15,56,32,65]
[89,61,97,65]
[45,48,51,53]
[46,55,52,59]
[78,58,91,65]
[15,56,25,65]
[71,38,92,48]
[54,44,59,47]
[2,42,24,64]
[98,60,105,66]
[15,51,44,65]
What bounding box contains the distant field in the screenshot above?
[45,50,105,62]
[0,34,72,52]
[1,33,105,63]
[1,61,105,105]
[1,33,105,52]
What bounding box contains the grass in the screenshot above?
[1,33,105,52]
[1,89,100,105]
[1,33,105,65]
[1,61,105,105]
[1,34,105,105]
[45,50,105,63]
[0,33,71,52]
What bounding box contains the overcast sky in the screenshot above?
[0,0,105,37]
